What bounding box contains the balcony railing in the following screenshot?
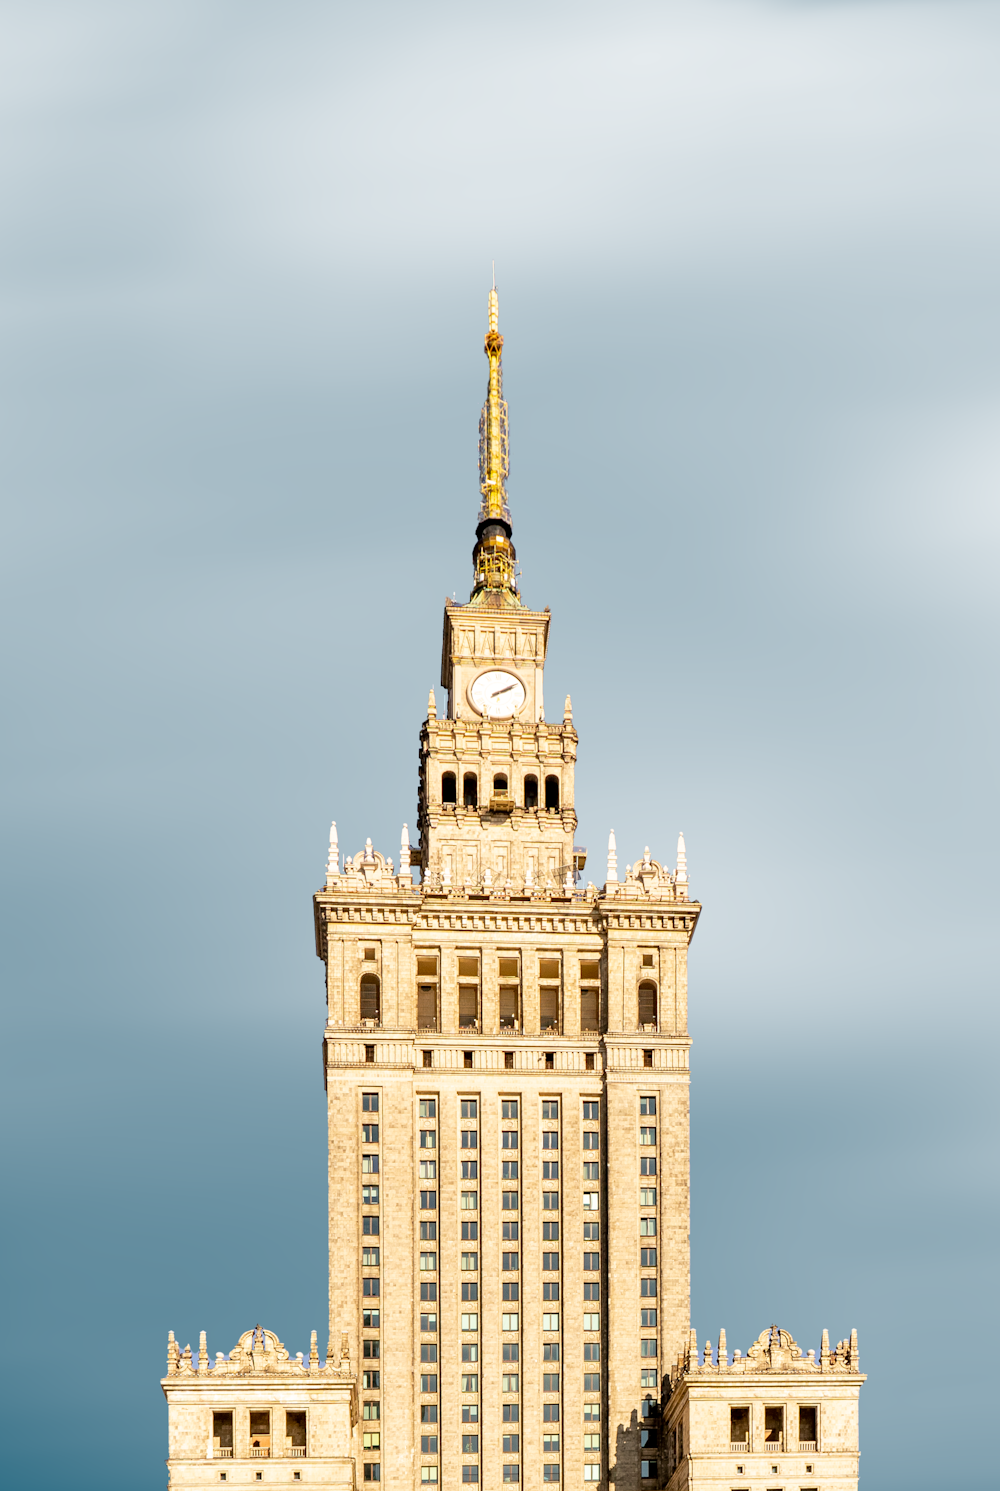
[730,1442,749,1453]
[250,1448,271,1458]
[286,1447,307,1458]
[799,1441,817,1452]
[215,1447,234,1459]
[763,1437,784,1450]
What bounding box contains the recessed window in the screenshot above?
[463,773,478,808]
[524,773,538,808]
[442,771,457,804]
[638,981,657,1028]
[544,775,560,811]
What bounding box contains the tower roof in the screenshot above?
[471,280,520,606]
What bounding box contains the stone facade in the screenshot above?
[663,1326,865,1491]
[162,1326,357,1488]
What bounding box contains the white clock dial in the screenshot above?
[469,669,526,719]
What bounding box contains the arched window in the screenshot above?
[360,974,381,1024]
[493,773,508,793]
[463,773,478,808]
[524,774,538,809]
[638,981,657,1029]
[544,775,560,811]
[442,771,457,805]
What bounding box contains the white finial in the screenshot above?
[563,866,574,892]
[676,831,688,897]
[643,845,652,867]
[484,864,492,888]
[364,837,374,863]
[400,824,411,873]
[442,859,451,886]
[427,688,437,721]
[564,694,572,722]
[326,821,339,881]
[606,829,618,885]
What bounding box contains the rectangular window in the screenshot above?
[421,1465,439,1482]
[730,1407,750,1445]
[461,1374,479,1392]
[461,1252,478,1270]
[362,1247,380,1266]
[542,1160,559,1179]
[462,1282,478,1301]
[639,1127,656,1146]
[502,1403,520,1422]
[541,1195,559,1215]
[584,1403,600,1422]
[640,1188,657,1206]
[502,1161,519,1180]
[420,1130,437,1149]
[420,1282,437,1301]
[543,1343,559,1361]
[640,1339,657,1357]
[640,1248,657,1267]
[641,1309,657,1327]
[420,1435,438,1454]
[542,1100,560,1119]
[420,1190,437,1209]
[461,1221,478,1241]
[584,1342,601,1361]
[542,1131,559,1150]
[543,1282,560,1301]
[212,1410,233,1454]
[542,1403,559,1422]
[502,1343,519,1362]
[362,1155,379,1173]
[461,1130,478,1149]
[363,1340,380,1359]
[502,1221,519,1241]
[363,1432,380,1450]
[462,1343,479,1362]
[583,1131,600,1150]
[584,1373,600,1391]
[765,1405,784,1443]
[640,1461,657,1481]
[502,1252,520,1271]
[420,1374,438,1392]
[362,1371,380,1388]
[639,1096,657,1116]
[584,1282,600,1301]
[462,1161,479,1179]
[502,1434,520,1453]
[461,1313,479,1331]
[502,1313,519,1331]
[543,1373,560,1391]
[502,1373,520,1391]
[363,1466,381,1483]
[362,1215,380,1235]
[640,1368,658,1388]
[461,1468,479,1484]
[502,1191,519,1209]
[502,1100,519,1119]
[583,1162,600,1180]
[420,1343,438,1362]
[420,1222,436,1241]
[542,1221,559,1240]
[640,1217,657,1236]
[640,1277,656,1296]
[584,1221,600,1240]
[503,1466,519,1482]
[503,1286,519,1309]
[583,1192,599,1210]
[363,1310,380,1328]
[362,1124,379,1143]
[542,1313,560,1331]
[462,1436,480,1453]
[362,1092,379,1112]
[461,1191,478,1209]
[421,1405,438,1423]
[542,1251,559,1270]
[542,1466,560,1482]
[362,1402,380,1421]
[584,1464,600,1481]
[419,1253,437,1271]
[419,1161,437,1179]
[502,1130,519,1148]
[799,1405,817,1445]
[640,1157,656,1176]
[419,1099,436,1118]
[584,1313,600,1330]
[462,1405,479,1424]
[461,1099,478,1118]
[420,1314,437,1333]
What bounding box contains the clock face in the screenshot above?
[469,669,526,719]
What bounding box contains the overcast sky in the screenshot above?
[1,3,997,1488]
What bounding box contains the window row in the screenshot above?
[439,771,561,812]
[210,1409,306,1458]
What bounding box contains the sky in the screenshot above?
[1,1,997,1487]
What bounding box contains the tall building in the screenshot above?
[161,287,864,1491]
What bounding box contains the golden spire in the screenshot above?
[471,279,519,603]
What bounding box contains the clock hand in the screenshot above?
[490,683,516,699]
